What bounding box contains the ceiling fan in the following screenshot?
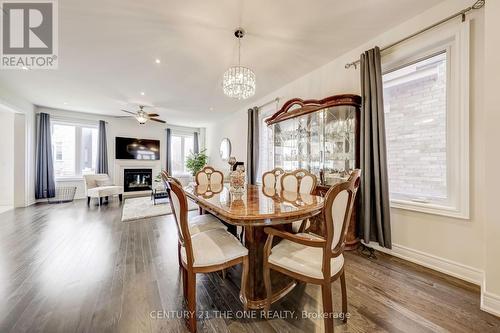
[120,105,166,124]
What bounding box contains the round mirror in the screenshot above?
[219,138,231,161]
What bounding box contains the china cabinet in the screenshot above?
[265,94,361,248]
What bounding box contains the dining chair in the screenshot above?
[195,166,224,185]
[164,177,249,333]
[262,167,285,191]
[280,169,317,232]
[263,169,361,333]
[161,172,228,265]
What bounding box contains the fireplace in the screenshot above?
[124,169,152,192]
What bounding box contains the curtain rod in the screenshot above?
[344,0,485,69]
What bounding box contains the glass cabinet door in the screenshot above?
[322,105,356,185]
[272,105,357,186]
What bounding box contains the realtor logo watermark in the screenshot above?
[1,0,58,69]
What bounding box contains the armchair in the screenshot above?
[83,174,123,206]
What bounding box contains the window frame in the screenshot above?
[381,20,470,219]
[51,120,98,180]
[170,132,195,177]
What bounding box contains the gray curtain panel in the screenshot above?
[359,46,392,249]
[166,128,172,174]
[247,107,259,185]
[96,120,108,174]
[193,132,199,154]
[35,113,56,199]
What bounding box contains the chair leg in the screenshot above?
[187,272,197,333]
[221,269,226,279]
[181,266,188,299]
[177,242,182,268]
[87,196,90,206]
[240,256,249,310]
[99,197,103,206]
[340,271,348,323]
[263,263,272,313]
[119,194,123,202]
[321,283,334,333]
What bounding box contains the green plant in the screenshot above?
[186,148,208,176]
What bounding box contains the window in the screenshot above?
[51,122,98,178]
[382,21,469,218]
[171,134,194,176]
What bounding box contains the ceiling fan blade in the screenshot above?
[121,109,137,115]
[147,113,159,117]
[150,118,166,124]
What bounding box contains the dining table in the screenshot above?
[184,183,325,310]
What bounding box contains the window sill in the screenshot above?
[390,199,469,220]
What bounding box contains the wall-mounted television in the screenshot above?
[115,137,160,160]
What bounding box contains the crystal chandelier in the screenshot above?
[223,29,256,100]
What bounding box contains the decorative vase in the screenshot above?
[229,169,245,193]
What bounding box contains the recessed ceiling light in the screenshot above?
[155,58,161,64]
[63,102,68,105]
[209,107,214,111]
[140,92,145,96]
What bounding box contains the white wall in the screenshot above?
[0,81,35,207]
[206,0,499,315]
[37,107,204,200]
[14,113,26,207]
[482,0,500,316]
[0,110,14,206]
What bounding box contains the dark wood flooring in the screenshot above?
[0,198,499,333]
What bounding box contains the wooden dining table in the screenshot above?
[184,183,324,309]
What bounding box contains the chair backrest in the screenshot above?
[83,174,110,191]
[196,166,224,185]
[280,169,317,194]
[323,169,361,255]
[262,168,285,191]
[161,173,194,266]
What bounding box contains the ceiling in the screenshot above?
[0,0,444,126]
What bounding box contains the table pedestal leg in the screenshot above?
[240,225,297,310]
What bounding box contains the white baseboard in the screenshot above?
[365,242,483,285]
[481,283,500,317]
[365,242,500,317]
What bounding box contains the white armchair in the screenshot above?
[83,174,123,206]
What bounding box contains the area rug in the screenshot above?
[121,196,197,222]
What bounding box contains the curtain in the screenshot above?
[166,128,172,174]
[247,107,259,185]
[193,132,199,154]
[35,113,55,199]
[96,120,108,174]
[359,46,392,249]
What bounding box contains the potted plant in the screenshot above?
[186,148,208,176]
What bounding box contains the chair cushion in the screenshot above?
[181,229,248,267]
[87,185,124,198]
[268,233,344,279]
[189,214,227,235]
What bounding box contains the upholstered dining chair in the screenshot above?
[195,166,224,185]
[263,170,361,333]
[262,167,285,191]
[164,177,249,333]
[280,169,317,232]
[161,172,227,265]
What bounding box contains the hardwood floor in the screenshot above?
[0,199,499,333]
